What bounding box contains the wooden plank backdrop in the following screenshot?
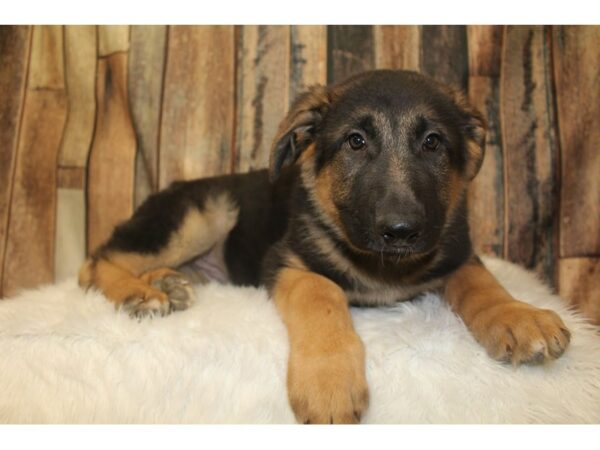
[0,25,598,324]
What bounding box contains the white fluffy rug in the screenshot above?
[1,257,599,424]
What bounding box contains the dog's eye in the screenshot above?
[423,133,441,151]
[347,133,366,150]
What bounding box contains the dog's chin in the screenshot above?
[356,235,438,260]
[355,241,430,260]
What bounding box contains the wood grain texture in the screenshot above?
[290,25,327,101]
[54,26,96,288]
[58,25,97,170]
[468,76,504,257]
[559,257,600,325]
[467,25,503,77]
[0,26,31,297]
[374,25,421,71]
[28,25,65,90]
[500,26,559,284]
[129,25,167,207]
[235,25,290,173]
[553,26,600,258]
[421,25,468,91]
[160,26,235,186]
[467,26,505,258]
[3,26,67,296]
[87,53,137,254]
[98,25,130,56]
[57,167,85,189]
[327,25,375,84]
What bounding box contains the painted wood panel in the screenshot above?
[54,26,97,282]
[160,26,235,185]
[86,52,137,254]
[0,26,31,296]
[235,25,290,173]
[58,25,97,170]
[98,25,130,56]
[374,25,421,71]
[500,26,558,284]
[421,25,468,91]
[553,26,600,258]
[559,257,600,324]
[290,25,327,101]
[467,26,504,258]
[129,25,167,207]
[327,25,375,84]
[2,26,67,296]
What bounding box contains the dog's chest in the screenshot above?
[345,278,444,307]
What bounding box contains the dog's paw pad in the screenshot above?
[150,273,195,312]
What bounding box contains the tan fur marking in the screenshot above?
[284,252,308,271]
[91,258,167,306]
[313,163,346,232]
[273,267,368,424]
[445,259,570,365]
[446,170,466,220]
[297,142,317,165]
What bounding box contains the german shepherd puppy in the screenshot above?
[79,70,571,424]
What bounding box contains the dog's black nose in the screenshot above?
[380,222,422,246]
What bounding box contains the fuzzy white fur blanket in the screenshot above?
[0,257,599,424]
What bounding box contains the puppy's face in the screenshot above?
[270,70,485,259]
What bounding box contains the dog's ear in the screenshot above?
[448,89,487,181]
[269,85,330,182]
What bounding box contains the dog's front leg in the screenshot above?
[272,267,368,424]
[445,257,571,365]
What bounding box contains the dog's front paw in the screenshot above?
[287,335,369,424]
[140,268,195,314]
[471,301,571,365]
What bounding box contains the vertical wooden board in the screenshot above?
[28,25,65,90]
[500,26,559,284]
[0,26,31,297]
[467,25,503,77]
[55,167,87,281]
[290,25,327,101]
[553,26,600,257]
[55,188,86,282]
[559,257,600,325]
[128,25,167,207]
[374,25,421,71]
[466,26,504,258]
[87,53,137,254]
[98,25,130,56]
[235,25,290,173]
[421,25,468,91]
[327,25,375,84]
[3,25,67,296]
[467,77,504,257]
[161,26,235,185]
[59,25,97,168]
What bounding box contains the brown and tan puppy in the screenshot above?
[79,70,570,424]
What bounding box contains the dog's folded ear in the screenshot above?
[269,85,330,182]
[447,88,488,181]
